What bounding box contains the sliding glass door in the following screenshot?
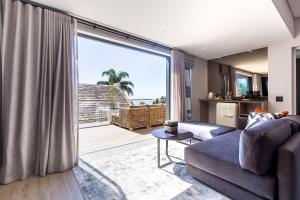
[77,33,170,125]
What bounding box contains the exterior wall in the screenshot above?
[191,57,208,121]
[78,84,130,123]
[268,18,300,113]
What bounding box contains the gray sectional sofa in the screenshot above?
[184,116,300,200]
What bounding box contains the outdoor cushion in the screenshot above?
[239,119,291,175]
[185,130,276,200]
[179,122,235,140]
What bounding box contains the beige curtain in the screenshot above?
[230,67,237,96]
[0,0,3,171]
[1,0,78,184]
[171,50,185,122]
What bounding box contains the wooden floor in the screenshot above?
[0,170,84,200]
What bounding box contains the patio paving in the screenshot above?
[79,121,110,129]
[79,125,162,158]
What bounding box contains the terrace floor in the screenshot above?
[79,124,162,159]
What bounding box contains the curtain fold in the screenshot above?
[171,50,185,122]
[184,54,194,70]
[184,69,192,121]
[72,19,79,166]
[1,0,78,184]
[0,0,3,172]
[184,54,194,121]
[230,67,237,96]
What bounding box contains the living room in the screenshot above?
[2,0,300,200]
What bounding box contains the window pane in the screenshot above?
[77,35,170,123]
[236,74,249,96]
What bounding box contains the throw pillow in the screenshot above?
[246,112,275,129]
[246,111,289,129]
[239,119,292,174]
[275,111,289,118]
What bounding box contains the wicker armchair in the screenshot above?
[148,104,166,127]
[113,106,150,131]
[111,112,121,126]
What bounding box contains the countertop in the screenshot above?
[199,99,268,103]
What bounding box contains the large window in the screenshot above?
[236,73,251,96]
[77,34,170,123]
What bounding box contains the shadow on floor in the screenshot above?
[73,159,128,200]
[132,125,163,135]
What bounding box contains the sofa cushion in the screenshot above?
[239,119,291,175]
[185,131,276,200]
[281,115,300,133]
[179,122,235,140]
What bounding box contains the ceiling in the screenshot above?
[32,0,292,59]
[288,0,300,18]
[211,48,268,74]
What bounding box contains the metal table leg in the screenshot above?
[157,139,187,168]
[157,138,160,168]
[166,140,168,156]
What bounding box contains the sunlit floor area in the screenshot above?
[0,125,228,200]
[74,125,228,200]
[79,124,160,157]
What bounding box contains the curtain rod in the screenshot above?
[19,0,173,51]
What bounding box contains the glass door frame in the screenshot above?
[77,32,171,119]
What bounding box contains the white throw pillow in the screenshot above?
[246,112,276,129]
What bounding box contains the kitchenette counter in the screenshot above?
[199,99,267,103]
[199,98,268,123]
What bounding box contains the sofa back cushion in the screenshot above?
[239,119,291,174]
[280,115,300,133]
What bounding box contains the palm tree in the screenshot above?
[97,68,134,96]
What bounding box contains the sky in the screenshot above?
[78,36,167,99]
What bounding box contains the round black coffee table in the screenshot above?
[152,128,193,168]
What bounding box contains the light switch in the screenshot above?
[276,96,283,102]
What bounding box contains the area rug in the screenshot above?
[73,141,230,200]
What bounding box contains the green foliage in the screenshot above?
[97,68,134,96]
[152,98,159,104]
[238,83,248,96]
[139,101,146,105]
[152,96,166,104]
[159,96,166,104]
[108,82,116,108]
[236,76,249,96]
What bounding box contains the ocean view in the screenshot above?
[129,99,154,105]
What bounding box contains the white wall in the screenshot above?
[191,57,208,121]
[268,18,300,113]
[272,0,295,37]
